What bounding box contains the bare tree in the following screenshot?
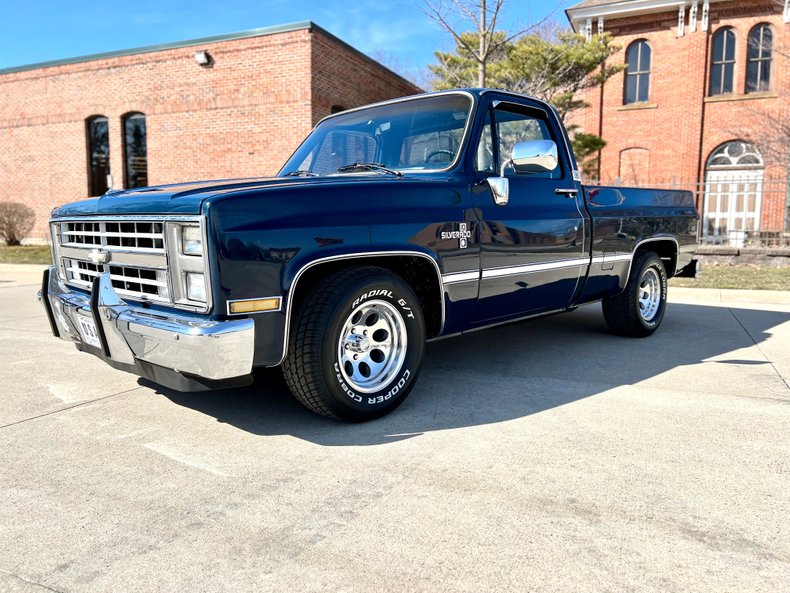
[423,0,555,87]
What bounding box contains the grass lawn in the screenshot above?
[670,264,790,291]
[0,245,52,265]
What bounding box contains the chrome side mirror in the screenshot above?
[486,176,509,206]
[486,156,516,206]
[485,140,559,206]
[511,140,559,174]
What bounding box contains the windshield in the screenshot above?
[279,93,473,176]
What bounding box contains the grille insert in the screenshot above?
[55,218,172,303]
[62,257,169,301]
[61,220,165,252]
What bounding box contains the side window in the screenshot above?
[624,40,651,104]
[493,106,561,179]
[474,119,494,173]
[86,115,110,196]
[746,24,772,93]
[122,112,148,189]
[710,27,736,96]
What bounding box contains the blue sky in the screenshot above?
[0,0,572,83]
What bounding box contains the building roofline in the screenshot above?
[0,20,417,90]
[565,0,734,31]
[308,24,421,91]
[0,21,318,75]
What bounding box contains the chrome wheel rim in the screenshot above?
[337,299,407,394]
[638,268,661,322]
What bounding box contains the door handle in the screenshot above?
[555,188,578,197]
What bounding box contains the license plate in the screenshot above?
[77,315,102,348]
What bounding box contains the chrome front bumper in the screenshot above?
[39,266,255,382]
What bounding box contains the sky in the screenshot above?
[0,0,573,83]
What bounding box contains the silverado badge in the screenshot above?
[441,222,472,249]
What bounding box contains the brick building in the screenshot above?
[0,22,420,240]
[566,0,790,245]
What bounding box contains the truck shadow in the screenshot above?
[146,302,790,446]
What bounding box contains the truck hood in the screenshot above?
[51,177,319,217]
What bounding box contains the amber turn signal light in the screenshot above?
[228,297,281,314]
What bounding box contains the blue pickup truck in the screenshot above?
[40,89,698,421]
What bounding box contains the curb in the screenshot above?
[670,287,790,305]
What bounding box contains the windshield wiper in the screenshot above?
[336,162,403,177]
[284,170,319,177]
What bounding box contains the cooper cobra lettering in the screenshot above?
[334,362,362,402]
[367,370,411,405]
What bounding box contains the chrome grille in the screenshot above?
[61,257,169,301]
[54,218,171,303]
[61,220,165,252]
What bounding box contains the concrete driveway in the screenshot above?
[1,265,789,593]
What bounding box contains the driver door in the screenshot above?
[471,99,586,323]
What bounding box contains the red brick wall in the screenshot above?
[575,0,789,232]
[310,30,421,124]
[0,25,420,240]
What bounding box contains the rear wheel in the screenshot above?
[602,250,668,337]
[283,267,425,422]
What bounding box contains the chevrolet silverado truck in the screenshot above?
[40,89,699,421]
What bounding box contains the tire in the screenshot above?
[282,266,425,422]
[602,250,668,337]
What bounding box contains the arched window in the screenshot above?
[123,112,148,189]
[710,28,736,96]
[746,24,772,93]
[86,115,110,196]
[624,40,651,104]
[703,141,764,245]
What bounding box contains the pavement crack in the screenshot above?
[728,307,790,392]
[0,386,142,431]
[0,568,67,593]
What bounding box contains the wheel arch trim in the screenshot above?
[625,236,679,280]
[276,250,445,366]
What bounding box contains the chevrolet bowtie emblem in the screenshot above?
[88,249,109,265]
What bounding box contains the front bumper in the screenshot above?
[39,266,255,385]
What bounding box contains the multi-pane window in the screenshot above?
[746,24,772,93]
[86,116,110,196]
[710,28,736,96]
[624,40,651,104]
[123,113,148,189]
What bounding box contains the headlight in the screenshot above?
[182,226,203,256]
[185,272,207,302]
[165,219,211,312]
[50,223,64,279]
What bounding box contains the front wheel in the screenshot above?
[602,251,668,337]
[282,267,425,422]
